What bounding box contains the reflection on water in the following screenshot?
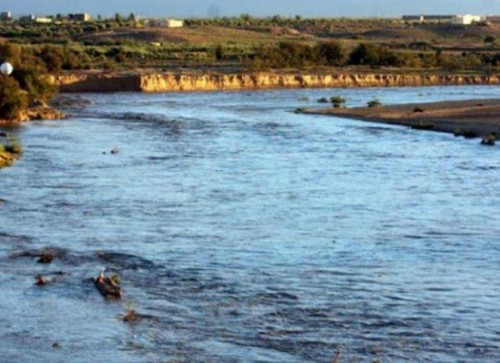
[1,86,499,362]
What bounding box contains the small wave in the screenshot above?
[96,251,156,270]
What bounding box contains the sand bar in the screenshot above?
[303,99,500,138]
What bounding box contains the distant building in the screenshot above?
[402,15,453,24]
[35,17,53,24]
[403,14,484,25]
[68,13,92,22]
[166,19,183,28]
[0,11,12,21]
[19,14,53,24]
[402,15,425,23]
[19,14,36,23]
[146,18,184,28]
[451,14,484,25]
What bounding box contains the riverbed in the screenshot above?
[1,86,499,362]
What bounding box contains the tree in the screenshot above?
[240,13,251,25]
[484,35,496,45]
[127,13,136,23]
[40,45,64,72]
[214,45,224,61]
[0,76,28,120]
[115,13,124,24]
[0,42,56,106]
[316,41,345,66]
[349,43,405,67]
[0,42,22,66]
[349,44,380,65]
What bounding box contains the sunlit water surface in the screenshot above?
[1,86,499,362]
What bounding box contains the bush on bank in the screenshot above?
[0,41,56,120]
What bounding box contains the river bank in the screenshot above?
[301,98,500,141]
[0,134,21,168]
[0,106,64,168]
[0,149,17,168]
[51,70,500,93]
[0,106,65,126]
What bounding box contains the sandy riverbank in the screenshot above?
[0,147,18,168]
[302,98,500,140]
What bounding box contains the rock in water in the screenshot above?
[94,273,122,299]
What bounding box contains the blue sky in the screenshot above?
[0,0,499,18]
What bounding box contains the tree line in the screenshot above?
[245,41,500,71]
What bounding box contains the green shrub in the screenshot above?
[13,66,57,104]
[0,42,56,106]
[367,99,382,108]
[0,76,29,120]
[317,97,329,103]
[4,143,23,155]
[412,106,424,113]
[480,133,496,145]
[317,41,345,66]
[462,130,479,138]
[39,44,65,72]
[349,43,406,67]
[330,96,346,104]
[484,35,496,44]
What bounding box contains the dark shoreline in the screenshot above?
[301,98,500,141]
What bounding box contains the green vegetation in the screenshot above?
[0,42,56,120]
[0,76,28,120]
[245,41,346,69]
[0,134,23,155]
[454,128,485,139]
[4,142,23,155]
[481,133,496,145]
[367,99,382,108]
[0,15,498,73]
[330,96,346,108]
[0,134,23,168]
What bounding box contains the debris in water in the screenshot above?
[122,309,139,323]
[94,268,121,299]
[37,250,54,264]
[35,275,48,286]
[122,300,140,323]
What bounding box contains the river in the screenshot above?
[0,86,499,362]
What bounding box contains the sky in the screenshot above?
[0,0,499,18]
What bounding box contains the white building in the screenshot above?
[451,14,484,25]
[35,17,53,24]
[165,19,183,28]
[402,14,485,25]
[147,18,184,28]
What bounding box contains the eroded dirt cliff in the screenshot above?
[51,71,500,93]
